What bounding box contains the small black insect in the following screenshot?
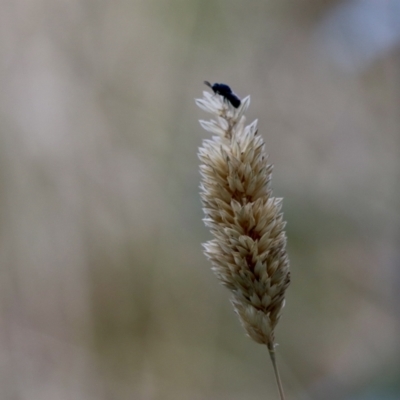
[204,81,241,108]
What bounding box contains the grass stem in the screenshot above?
[268,346,286,400]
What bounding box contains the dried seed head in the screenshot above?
[197,90,290,348]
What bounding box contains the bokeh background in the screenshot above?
[1,0,400,399]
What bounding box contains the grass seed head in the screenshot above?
[197,90,290,348]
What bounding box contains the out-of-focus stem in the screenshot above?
[268,346,286,400]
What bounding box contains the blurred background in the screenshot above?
[1,0,400,399]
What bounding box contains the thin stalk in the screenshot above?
[268,346,286,400]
